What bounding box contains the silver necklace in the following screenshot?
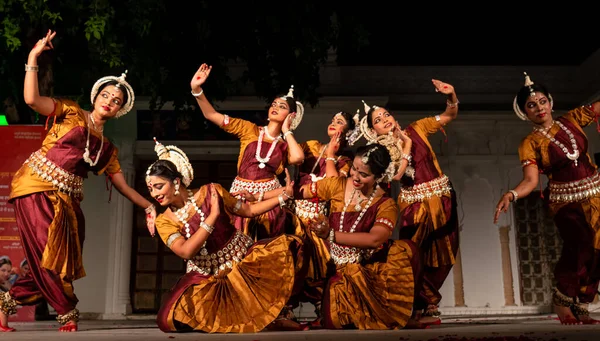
[534,120,580,166]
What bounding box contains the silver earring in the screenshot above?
[174,182,180,196]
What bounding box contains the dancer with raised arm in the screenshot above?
[0,30,156,332]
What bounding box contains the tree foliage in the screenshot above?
[1,0,368,113]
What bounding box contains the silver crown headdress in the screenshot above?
[512,72,553,121]
[90,70,135,118]
[361,145,395,183]
[279,85,304,130]
[145,138,194,187]
[342,110,363,146]
[362,99,380,115]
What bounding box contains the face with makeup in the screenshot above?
[146,175,182,207]
[523,92,552,125]
[268,97,294,124]
[370,107,398,135]
[327,113,349,138]
[93,84,125,119]
[349,156,376,192]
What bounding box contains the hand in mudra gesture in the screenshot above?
[432,79,455,95]
[191,63,212,90]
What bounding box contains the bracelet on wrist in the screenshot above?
[191,89,204,97]
[145,204,155,214]
[446,99,460,108]
[25,64,39,72]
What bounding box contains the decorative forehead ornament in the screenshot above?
[90,70,135,118]
[279,85,304,131]
[512,72,553,121]
[361,145,378,165]
[145,138,194,187]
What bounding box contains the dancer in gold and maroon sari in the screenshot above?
[494,73,600,325]
[360,79,459,326]
[297,144,421,330]
[0,30,156,333]
[146,142,307,332]
[190,64,304,241]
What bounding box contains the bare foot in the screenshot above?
[0,311,15,332]
[418,315,441,326]
[58,320,78,332]
[555,305,580,325]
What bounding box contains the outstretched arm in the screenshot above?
[431,79,459,126]
[110,172,156,236]
[24,29,57,116]
[190,63,227,127]
[493,165,540,224]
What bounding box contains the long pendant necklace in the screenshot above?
[339,187,377,233]
[173,190,206,239]
[83,113,104,167]
[534,120,580,166]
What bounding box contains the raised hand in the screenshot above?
[282,113,295,133]
[432,79,455,95]
[190,63,212,91]
[326,131,341,157]
[30,29,56,59]
[209,184,220,216]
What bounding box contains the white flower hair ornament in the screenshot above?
[280,85,304,130]
[145,138,194,187]
[90,70,135,118]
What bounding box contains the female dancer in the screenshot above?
[191,63,304,240]
[494,73,600,325]
[0,30,156,332]
[296,144,421,329]
[146,140,307,332]
[360,79,460,325]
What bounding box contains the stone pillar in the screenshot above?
[453,248,466,307]
[499,225,516,306]
[102,142,135,318]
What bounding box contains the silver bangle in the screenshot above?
[401,153,412,163]
[283,131,294,140]
[278,194,286,208]
[509,190,519,202]
[328,228,335,244]
[325,157,337,164]
[144,204,155,214]
[258,191,265,202]
[282,190,293,200]
[191,89,204,97]
[25,64,39,72]
[200,221,214,234]
[446,99,460,108]
[233,199,242,213]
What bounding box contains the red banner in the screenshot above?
[0,125,46,322]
